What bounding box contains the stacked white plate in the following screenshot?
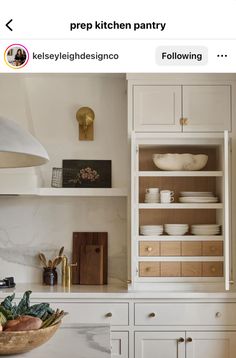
[179,191,218,203]
[164,224,189,236]
[191,224,220,236]
[140,225,163,236]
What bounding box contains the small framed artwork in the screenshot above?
[62,160,112,188]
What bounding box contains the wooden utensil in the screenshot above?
[38,253,47,267]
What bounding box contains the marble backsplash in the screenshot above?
[0,196,127,284]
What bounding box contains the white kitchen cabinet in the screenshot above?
[185,331,236,358]
[133,86,182,132]
[183,85,231,132]
[135,331,236,358]
[135,331,185,358]
[132,84,231,133]
[111,332,129,358]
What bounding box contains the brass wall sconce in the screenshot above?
[76,106,95,141]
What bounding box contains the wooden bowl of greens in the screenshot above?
[0,291,67,355]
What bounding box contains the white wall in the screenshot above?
[0,74,128,284]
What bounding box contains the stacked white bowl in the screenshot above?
[191,224,220,236]
[164,224,189,236]
[140,225,163,236]
[145,188,160,203]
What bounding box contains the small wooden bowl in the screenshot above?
[0,323,60,355]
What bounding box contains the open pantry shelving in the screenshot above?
[131,131,231,290]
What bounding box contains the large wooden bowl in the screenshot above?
[0,323,60,355]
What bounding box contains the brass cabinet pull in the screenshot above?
[186,337,193,343]
[178,337,185,343]
[147,247,153,252]
[180,118,188,125]
[149,312,156,318]
[105,312,113,318]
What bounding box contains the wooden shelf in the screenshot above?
[139,203,223,209]
[0,188,128,197]
[139,171,223,177]
[137,236,224,241]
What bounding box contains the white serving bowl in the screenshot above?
[164,224,189,236]
[152,153,208,171]
[165,228,188,236]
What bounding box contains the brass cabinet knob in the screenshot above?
[180,118,188,125]
[178,337,185,343]
[215,312,222,318]
[149,312,156,318]
[186,337,193,343]
[147,247,153,252]
[211,266,216,273]
[105,312,113,318]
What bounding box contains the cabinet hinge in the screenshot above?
[136,146,139,153]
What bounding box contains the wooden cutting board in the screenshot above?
[79,245,103,285]
[72,232,108,284]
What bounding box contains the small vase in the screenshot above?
[43,268,58,286]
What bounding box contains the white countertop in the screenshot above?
[1,283,236,300]
[0,325,111,358]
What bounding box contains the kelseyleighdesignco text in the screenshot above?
[32,51,119,62]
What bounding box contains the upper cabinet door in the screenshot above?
[133,86,182,132]
[183,85,232,132]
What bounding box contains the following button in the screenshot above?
[156,46,208,65]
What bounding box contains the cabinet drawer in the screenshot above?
[50,302,129,326]
[139,241,160,256]
[202,262,223,276]
[160,242,181,256]
[182,241,202,256]
[135,303,236,326]
[202,241,223,256]
[111,332,129,358]
[182,262,202,277]
[139,262,160,276]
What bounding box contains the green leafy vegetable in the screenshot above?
[0,291,67,328]
[1,293,15,311]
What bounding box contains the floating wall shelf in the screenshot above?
[0,188,128,197]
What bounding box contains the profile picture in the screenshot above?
[4,44,29,69]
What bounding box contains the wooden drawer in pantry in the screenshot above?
[139,241,160,256]
[139,261,223,277]
[202,262,223,276]
[50,302,129,326]
[202,241,223,256]
[139,262,181,277]
[135,303,236,326]
[182,241,202,256]
[139,262,160,276]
